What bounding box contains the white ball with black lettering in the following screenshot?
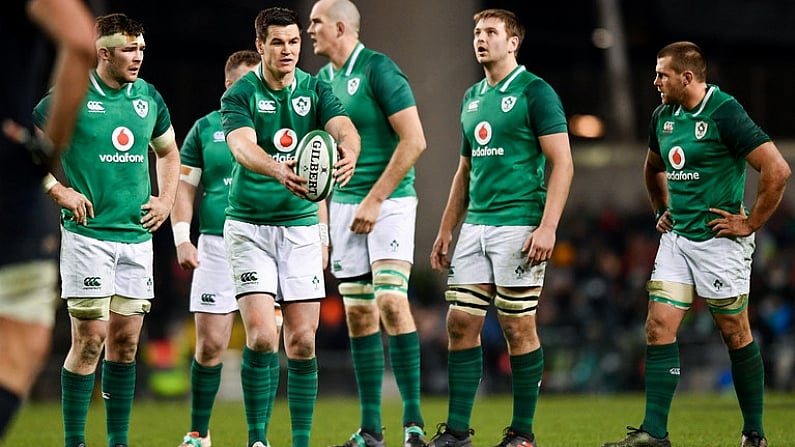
[294,129,338,202]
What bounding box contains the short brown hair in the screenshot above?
[255,7,302,42]
[96,13,144,39]
[473,9,525,57]
[225,50,260,78]
[657,41,707,81]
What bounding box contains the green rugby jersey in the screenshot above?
[33,70,173,243]
[649,85,770,241]
[317,42,416,203]
[460,65,568,226]
[220,65,347,225]
[180,110,232,236]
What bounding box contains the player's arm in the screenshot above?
[171,165,200,270]
[430,156,471,272]
[523,132,574,265]
[324,115,360,189]
[27,0,95,155]
[226,126,308,198]
[708,141,790,237]
[350,106,426,234]
[645,149,672,233]
[143,127,180,232]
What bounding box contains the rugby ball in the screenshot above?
[294,129,338,202]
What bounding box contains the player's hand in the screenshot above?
[522,225,555,266]
[278,159,309,199]
[334,144,357,188]
[49,183,94,225]
[349,196,382,234]
[656,209,673,233]
[141,195,172,232]
[430,231,453,272]
[176,242,200,270]
[708,206,753,237]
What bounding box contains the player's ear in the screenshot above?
[255,38,264,55]
[683,71,693,85]
[97,47,111,61]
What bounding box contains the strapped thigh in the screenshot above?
[373,260,410,299]
[494,286,540,317]
[445,284,492,316]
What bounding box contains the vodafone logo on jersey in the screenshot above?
[273,128,298,153]
[668,146,685,170]
[112,127,135,151]
[99,126,145,163]
[474,121,492,145]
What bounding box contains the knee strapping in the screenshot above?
[647,280,694,310]
[495,286,539,317]
[373,261,410,299]
[707,294,748,314]
[110,295,151,316]
[445,285,491,316]
[339,281,376,306]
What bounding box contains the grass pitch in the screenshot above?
[5,392,795,446]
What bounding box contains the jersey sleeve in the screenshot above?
[31,90,53,129]
[367,54,416,117]
[713,99,771,159]
[220,78,255,134]
[147,83,173,139]
[180,117,205,168]
[648,105,664,155]
[315,78,348,126]
[525,80,568,136]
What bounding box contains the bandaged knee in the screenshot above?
[110,295,151,316]
[373,261,410,299]
[67,297,112,320]
[339,281,376,307]
[707,294,748,314]
[445,285,491,316]
[646,280,694,310]
[495,286,539,317]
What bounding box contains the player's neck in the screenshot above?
[682,82,709,111]
[95,65,128,90]
[483,58,519,86]
[263,69,295,91]
[331,38,359,71]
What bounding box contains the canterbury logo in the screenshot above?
[200,293,216,304]
[669,367,681,375]
[87,101,105,112]
[240,272,258,283]
[83,277,101,287]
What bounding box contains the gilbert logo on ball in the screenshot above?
[294,130,338,202]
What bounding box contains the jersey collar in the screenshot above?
[89,70,135,97]
[255,63,297,94]
[479,65,526,95]
[327,42,365,80]
[674,84,717,116]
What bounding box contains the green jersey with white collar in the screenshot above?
[649,84,770,241]
[460,65,568,226]
[33,70,173,243]
[317,42,417,203]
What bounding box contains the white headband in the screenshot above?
[96,32,145,49]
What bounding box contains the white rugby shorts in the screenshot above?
[224,220,326,302]
[448,224,546,288]
[190,234,237,313]
[329,196,416,278]
[60,228,154,299]
[650,231,754,299]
